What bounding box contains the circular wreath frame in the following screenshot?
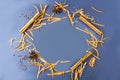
[12,1,106,80]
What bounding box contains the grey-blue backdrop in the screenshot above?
[0,0,120,80]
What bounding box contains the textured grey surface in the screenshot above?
[0,0,120,80]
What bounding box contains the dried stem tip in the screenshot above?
[79,16,103,35]
[19,12,40,34]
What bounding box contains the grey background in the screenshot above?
[0,0,120,80]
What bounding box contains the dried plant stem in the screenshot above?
[60,60,70,63]
[91,21,104,27]
[67,10,74,26]
[25,32,34,40]
[19,12,40,34]
[91,6,103,13]
[77,62,87,77]
[71,51,93,71]
[19,5,48,34]
[48,71,65,76]
[28,61,43,66]
[79,16,103,35]
[76,27,97,41]
[41,5,48,18]
[89,57,96,67]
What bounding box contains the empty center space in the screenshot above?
[33,19,88,70]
